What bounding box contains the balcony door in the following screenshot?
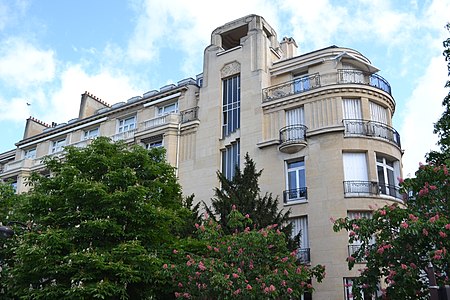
[369,101,390,139]
[343,152,370,195]
[285,107,305,141]
[343,98,364,135]
[291,216,309,263]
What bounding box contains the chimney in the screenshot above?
[280,37,298,59]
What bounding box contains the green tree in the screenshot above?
[333,24,450,300]
[0,137,193,299]
[167,208,325,299]
[205,153,297,249]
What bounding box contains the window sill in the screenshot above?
[284,199,308,206]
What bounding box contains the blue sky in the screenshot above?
[0,0,448,177]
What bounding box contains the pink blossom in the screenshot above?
[440,231,447,238]
[224,274,230,279]
[281,280,286,287]
[269,285,276,292]
[207,245,212,250]
[400,222,409,229]
[173,249,179,254]
[410,262,417,269]
[430,214,439,223]
[380,210,386,216]
[178,282,183,288]
[198,261,206,271]
[281,256,289,262]
[232,273,239,279]
[284,269,289,276]
[352,224,360,230]
[398,177,404,184]
[175,292,181,298]
[423,228,429,236]
[163,264,168,269]
[349,231,356,236]
[233,289,241,295]
[287,287,293,294]
[213,247,219,252]
[200,225,205,231]
[232,204,236,210]
[246,284,252,290]
[401,264,407,270]
[245,214,250,218]
[227,246,231,253]
[409,214,419,222]
[445,224,450,230]
[195,223,199,229]
[183,293,191,299]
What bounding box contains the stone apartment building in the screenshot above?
[0,14,403,299]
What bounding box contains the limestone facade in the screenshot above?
[0,14,403,299]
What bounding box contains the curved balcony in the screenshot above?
[262,69,391,102]
[343,119,401,148]
[279,124,308,154]
[343,180,402,200]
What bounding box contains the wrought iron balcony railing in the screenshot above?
[343,181,379,196]
[283,187,308,203]
[280,124,307,144]
[343,181,402,200]
[379,183,402,199]
[262,69,391,102]
[338,69,391,94]
[343,119,401,148]
[297,248,311,264]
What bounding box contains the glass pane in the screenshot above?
[288,171,297,190]
[288,161,304,169]
[299,169,306,187]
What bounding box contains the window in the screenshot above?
[222,141,240,180]
[376,155,401,198]
[347,211,374,257]
[51,138,66,153]
[344,277,380,300]
[24,148,36,159]
[291,216,310,263]
[342,153,375,196]
[145,139,163,149]
[284,160,307,202]
[343,98,364,135]
[369,101,391,139]
[158,102,178,116]
[294,74,310,93]
[283,107,306,142]
[342,64,365,83]
[84,127,99,140]
[118,116,136,133]
[222,75,240,137]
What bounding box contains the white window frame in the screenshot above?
[145,139,163,149]
[291,216,309,262]
[118,115,137,133]
[84,127,99,140]
[376,154,400,198]
[51,138,66,154]
[285,160,307,202]
[24,148,36,159]
[221,141,240,180]
[157,102,178,116]
[222,74,241,137]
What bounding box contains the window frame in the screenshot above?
[84,127,99,140]
[118,115,137,133]
[157,102,179,116]
[51,138,66,154]
[375,154,400,198]
[222,74,241,137]
[221,141,240,180]
[284,159,307,203]
[24,148,36,159]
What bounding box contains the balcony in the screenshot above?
[180,107,199,123]
[343,119,401,148]
[343,181,379,196]
[297,248,311,264]
[343,181,402,200]
[283,187,308,204]
[262,69,391,102]
[279,124,308,153]
[140,113,180,131]
[110,128,138,142]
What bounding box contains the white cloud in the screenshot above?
[0,37,56,88]
[38,64,141,124]
[399,54,447,177]
[0,95,32,122]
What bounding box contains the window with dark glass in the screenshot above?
[222,75,240,137]
[376,155,400,198]
[221,141,240,180]
[285,160,307,202]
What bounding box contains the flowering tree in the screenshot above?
[167,207,325,299]
[333,25,450,299]
[334,162,450,299]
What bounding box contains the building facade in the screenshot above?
[0,15,403,299]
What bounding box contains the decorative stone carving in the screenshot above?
[221,61,241,78]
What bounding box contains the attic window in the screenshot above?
[221,24,248,50]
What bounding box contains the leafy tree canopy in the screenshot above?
[0,137,193,299]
